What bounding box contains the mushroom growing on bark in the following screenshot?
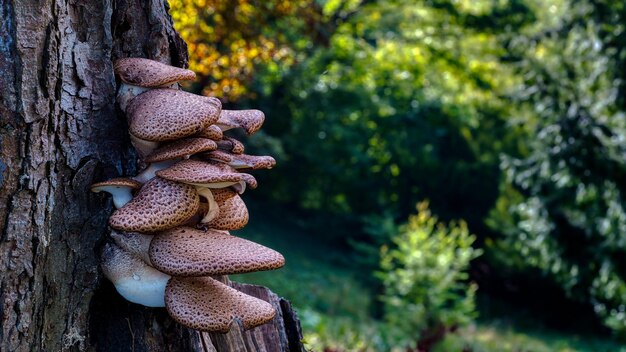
[165,276,276,332]
[108,177,200,233]
[216,109,265,135]
[90,177,142,209]
[95,57,283,334]
[156,159,257,194]
[149,226,284,276]
[145,138,218,164]
[215,135,245,154]
[114,58,196,113]
[101,243,170,307]
[195,124,224,140]
[205,188,249,230]
[203,150,276,170]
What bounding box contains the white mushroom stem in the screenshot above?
[195,186,219,223]
[231,180,247,194]
[110,231,153,266]
[92,186,134,209]
[130,133,160,159]
[134,160,178,183]
[101,243,170,307]
[117,83,150,113]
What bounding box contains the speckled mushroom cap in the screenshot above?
[110,230,153,265]
[145,138,218,163]
[109,177,200,233]
[127,89,221,142]
[206,188,249,230]
[114,58,196,87]
[156,160,257,190]
[216,109,265,135]
[195,124,224,140]
[150,227,283,276]
[216,136,245,154]
[165,276,276,332]
[203,150,276,170]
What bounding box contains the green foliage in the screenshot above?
[488,0,626,336]
[256,0,518,226]
[377,202,482,347]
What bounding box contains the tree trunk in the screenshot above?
[0,1,304,351]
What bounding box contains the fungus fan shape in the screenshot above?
[92,57,283,333]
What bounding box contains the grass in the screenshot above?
[436,322,625,352]
[231,201,374,320]
[232,199,625,352]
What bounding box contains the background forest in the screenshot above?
[170,0,626,350]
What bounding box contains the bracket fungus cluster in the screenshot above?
[94,58,282,333]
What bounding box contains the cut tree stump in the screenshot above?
[0,0,305,351]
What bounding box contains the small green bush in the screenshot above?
[377,201,482,350]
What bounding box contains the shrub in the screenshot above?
[377,201,482,351]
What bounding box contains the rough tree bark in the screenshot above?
[0,1,304,351]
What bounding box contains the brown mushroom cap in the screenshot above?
[114,58,196,87]
[149,227,283,276]
[203,150,276,170]
[156,160,257,191]
[110,230,153,265]
[216,136,245,154]
[195,124,224,140]
[128,89,221,142]
[216,109,265,135]
[91,178,142,209]
[165,276,276,332]
[205,188,249,230]
[109,177,199,233]
[145,138,218,163]
[91,177,142,191]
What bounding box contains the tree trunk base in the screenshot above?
[90,278,305,352]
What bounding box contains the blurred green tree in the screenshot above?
[488,0,626,336]
[256,0,527,231]
[378,201,481,350]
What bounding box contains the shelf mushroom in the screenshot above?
[101,57,284,334]
[148,226,284,277]
[134,137,220,184]
[215,136,245,154]
[101,243,170,307]
[108,177,200,233]
[203,150,276,170]
[165,276,276,332]
[156,159,257,194]
[114,58,196,112]
[144,138,218,164]
[126,89,221,157]
[90,178,142,209]
[205,188,249,230]
[195,124,224,140]
[216,109,265,135]
[110,230,153,265]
